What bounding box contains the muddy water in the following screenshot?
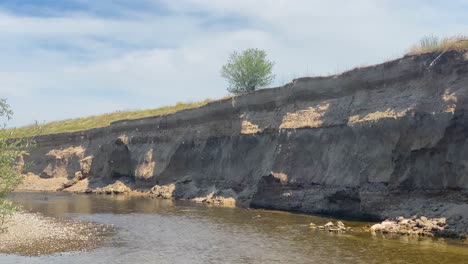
[2,193,468,264]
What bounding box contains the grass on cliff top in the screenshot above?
[5,99,213,138]
[6,35,468,138]
[407,35,468,55]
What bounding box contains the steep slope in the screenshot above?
[21,50,468,236]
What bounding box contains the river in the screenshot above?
[1,192,468,264]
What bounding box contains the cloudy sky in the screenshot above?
[1,0,467,126]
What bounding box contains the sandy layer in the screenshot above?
[0,211,112,256]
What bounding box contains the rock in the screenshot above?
[79,156,93,178]
[313,221,348,233]
[400,219,410,225]
[370,216,448,237]
[437,217,447,227]
[95,181,131,195]
[370,224,383,232]
[150,184,176,199]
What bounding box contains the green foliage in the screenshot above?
[221,48,275,95]
[0,99,31,232]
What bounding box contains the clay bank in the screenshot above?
[18,51,468,238]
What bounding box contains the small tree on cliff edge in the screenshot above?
[221,48,275,95]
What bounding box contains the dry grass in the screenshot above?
[407,35,468,55]
[5,99,213,138]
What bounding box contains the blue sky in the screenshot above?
[1,0,467,126]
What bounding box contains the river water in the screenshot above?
[1,192,468,264]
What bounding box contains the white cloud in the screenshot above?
[1,1,467,126]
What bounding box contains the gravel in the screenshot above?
[0,211,113,256]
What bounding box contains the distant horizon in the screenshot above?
[1,0,467,127]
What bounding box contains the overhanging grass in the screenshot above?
[5,99,213,138]
[407,35,468,55]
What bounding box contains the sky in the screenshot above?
[0,0,467,127]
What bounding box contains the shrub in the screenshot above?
[0,99,31,232]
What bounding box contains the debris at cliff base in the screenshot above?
[149,184,176,199]
[191,192,236,207]
[370,216,447,237]
[95,180,131,195]
[0,211,112,256]
[310,221,349,232]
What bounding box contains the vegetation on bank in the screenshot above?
[407,35,468,55]
[5,99,213,138]
[0,99,31,232]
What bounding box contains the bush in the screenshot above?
[221,48,275,95]
[0,99,30,232]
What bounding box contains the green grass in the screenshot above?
[4,99,213,138]
[407,35,468,55]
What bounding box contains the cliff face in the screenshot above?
[23,51,468,235]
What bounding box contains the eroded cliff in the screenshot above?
[21,51,468,236]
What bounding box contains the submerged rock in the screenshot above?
[311,221,348,232]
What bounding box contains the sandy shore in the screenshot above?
[0,211,112,256]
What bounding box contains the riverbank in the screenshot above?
[0,211,112,256]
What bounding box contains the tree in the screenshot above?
[0,99,28,232]
[221,48,275,95]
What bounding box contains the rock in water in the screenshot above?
[370,216,449,237]
[95,181,131,195]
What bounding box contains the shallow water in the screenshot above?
[2,192,468,264]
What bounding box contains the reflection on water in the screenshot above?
[2,192,468,264]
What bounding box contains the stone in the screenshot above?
[95,181,131,195]
[370,216,449,237]
[370,224,383,232]
[150,184,176,199]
